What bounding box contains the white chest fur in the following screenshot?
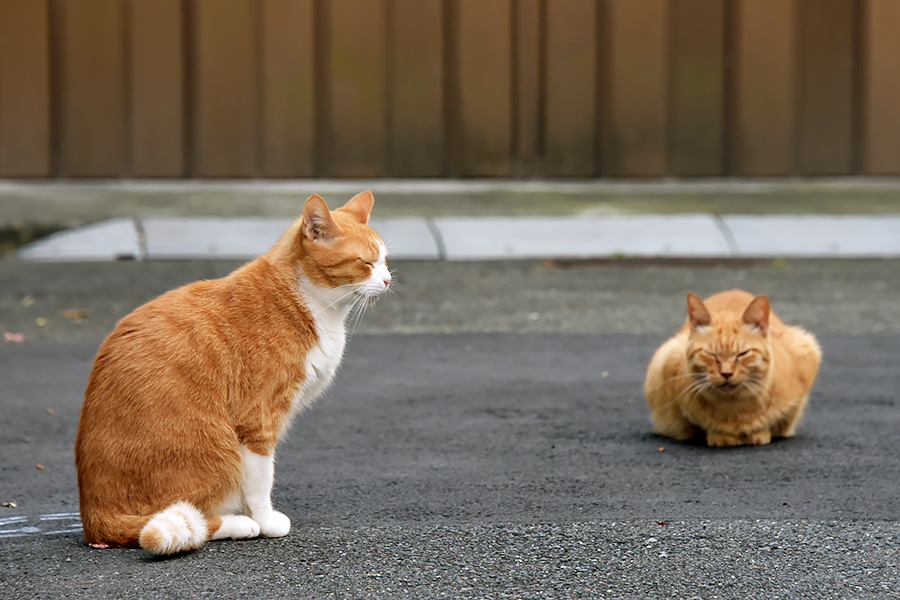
[287,290,349,424]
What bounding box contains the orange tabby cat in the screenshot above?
[75,191,391,554]
[644,290,821,447]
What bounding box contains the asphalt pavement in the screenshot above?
[1,181,899,599]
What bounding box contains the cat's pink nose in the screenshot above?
[383,274,392,287]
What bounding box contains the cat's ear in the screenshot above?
[742,294,770,335]
[302,194,342,242]
[340,190,374,225]
[686,292,712,330]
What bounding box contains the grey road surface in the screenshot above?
[1,259,898,599]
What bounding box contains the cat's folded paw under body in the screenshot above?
[255,510,291,538]
[706,429,772,447]
[212,515,261,540]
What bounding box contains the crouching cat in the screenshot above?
[75,191,391,554]
[644,290,821,447]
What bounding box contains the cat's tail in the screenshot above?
[138,501,210,555]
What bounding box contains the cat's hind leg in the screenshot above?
[648,399,702,442]
[771,395,809,439]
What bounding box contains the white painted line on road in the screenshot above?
[0,512,82,539]
[39,512,81,520]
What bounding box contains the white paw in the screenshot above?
[212,515,261,540]
[256,510,291,538]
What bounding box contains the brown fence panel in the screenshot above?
[601,0,669,177]
[729,0,796,175]
[260,0,315,177]
[454,0,512,176]
[192,0,258,177]
[862,0,900,174]
[4,0,900,179]
[57,0,126,177]
[130,0,185,177]
[0,0,50,177]
[669,0,725,176]
[796,0,856,175]
[389,0,444,176]
[545,0,598,176]
[513,0,541,176]
[326,0,387,177]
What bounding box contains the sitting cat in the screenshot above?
[75,191,391,554]
[644,290,821,447]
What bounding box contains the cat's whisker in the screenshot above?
[644,372,698,394]
[325,284,366,310]
[381,235,399,252]
[657,375,709,410]
[344,291,371,335]
[741,379,767,402]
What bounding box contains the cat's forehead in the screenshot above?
[692,322,764,351]
[335,224,385,259]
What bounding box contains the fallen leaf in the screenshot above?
[657,521,668,526]
[46,408,55,415]
[3,332,25,343]
[2,501,17,508]
[601,371,609,378]
[22,296,35,307]
[36,464,45,470]
[62,308,88,323]
[35,317,48,327]
[657,447,665,452]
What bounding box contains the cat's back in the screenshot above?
[84,260,316,407]
[89,277,233,375]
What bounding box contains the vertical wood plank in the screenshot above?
[796,0,855,175]
[389,0,443,176]
[545,0,597,176]
[0,0,51,176]
[729,0,796,175]
[130,0,185,177]
[456,0,513,176]
[57,0,126,176]
[261,0,314,177]
[669,0,724,176]
[862,0,900,174]
[602,0,668,176]
[513,0,541,176]
[326,0,387,177]
[192,0,258,177]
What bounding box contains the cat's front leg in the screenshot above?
[240,446,291,538]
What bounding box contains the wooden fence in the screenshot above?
[0,0,899,179]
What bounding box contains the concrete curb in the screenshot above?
[16,214,900,262]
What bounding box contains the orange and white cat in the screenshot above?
[75,191,391,554]
[644,290,821,447]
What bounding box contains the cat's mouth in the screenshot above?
[719,382,738,393]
